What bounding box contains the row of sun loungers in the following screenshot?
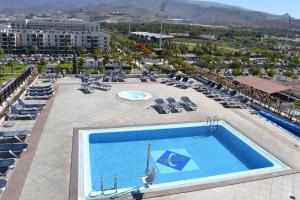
[6,84,50,120]
[160,74,194,89]
[154,96,197,113]
[0,81,53,191]
[194,81,250,108]
[0,129,31,191]
[80,80,112,94]
[140,71,157,82]
[103,71,126,82]
[25,84,54,100]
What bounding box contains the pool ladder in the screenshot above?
[207,116,219,132]
[100,175,118,195]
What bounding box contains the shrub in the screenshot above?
[294,100,300,107]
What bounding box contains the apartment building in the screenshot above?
[0,18,110,53]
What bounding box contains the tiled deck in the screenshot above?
[2,77,300,200]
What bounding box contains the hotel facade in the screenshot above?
[0,18,110,53]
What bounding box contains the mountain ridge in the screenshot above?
[0,0,297,29]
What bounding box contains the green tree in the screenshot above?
[294,100,300,107]
[283,70,293,78]
[8,60,14,74]
[78,57,85,73]
[250,67,261,76]
[266,68,276,78]
[230,58,241,68]
[72,52,78,74]
[22,47,29,55]
[0,47,5,61]
[290,56,300,67]
[91,48,102,65]
[161,49,172,64]
[32,45,38,54]
[232,67,243,76]
[79,47,86,56]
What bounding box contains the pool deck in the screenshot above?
[1,77,300,200]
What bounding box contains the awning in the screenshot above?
[234,76,291,94]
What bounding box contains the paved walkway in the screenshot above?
[2,77,300,200]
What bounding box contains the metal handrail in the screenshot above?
[207,116,219,132]
[0,67,33,105]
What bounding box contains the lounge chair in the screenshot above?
[140,76,148,82]
[181,80,194,89]
[166,97,183,112]
[215,90,237,101]
[26,90,53,96]
[154,98,171,114]
[80,74,92,83]
[0,130,31,143]
[149,71,157,82]
[93,81,112,91]
[167,75,182,86]
[111,72,122,82]
[11,106,40,115]
[7,106,39,120]
[180,96,197,111]
[213,89,229,101]
[81,83,94,94]
[103,71,112,82]
[0,158,16,176]
[0,143,28,158]
[201,82,216,93]
[6,112,38,120]
[222,99,242,108]
[160,74,175,84]
[103,75,111,82]
[27,87,53,93]
[141,167,157,187]
[17,99,45,110]
[0,179,7,192]
[206,84,223,97]
[116,72,126,82]
[24,94,52,100]
[194,81,212,92]
[29,85,52,89]
[175,76,188,87]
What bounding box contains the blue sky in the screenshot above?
[199,0,300,19]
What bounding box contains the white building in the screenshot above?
[0,18,110,53]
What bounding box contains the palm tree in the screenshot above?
[32,45,38,55]
[91,48,102,67]
[72,52,78,74]
[78,57,85,74]
[8,60,14,74]
[79,47,86,56]
[0,47,5,61]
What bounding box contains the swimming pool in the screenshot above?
[118,90,152,101]
[78,122,288,199]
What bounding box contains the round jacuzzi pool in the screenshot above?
[118,90,152,101]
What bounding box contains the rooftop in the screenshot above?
[131,32,174,39]
[0,77,300,200]
[234,76,291,94]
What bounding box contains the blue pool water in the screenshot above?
[118,90,152,101]
[87,123,284,191]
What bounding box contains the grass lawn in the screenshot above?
[0,64,28,86]
[0,74,18,85]
[1,64,27,74]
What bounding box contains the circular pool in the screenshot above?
[118,90,152,101]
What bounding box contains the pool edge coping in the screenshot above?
[69,119,300,200]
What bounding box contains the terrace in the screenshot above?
[0,77,300,200]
